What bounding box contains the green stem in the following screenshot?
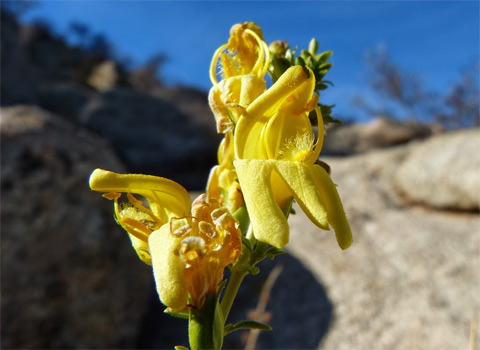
[220,267,248,323]
[189,293,223,350]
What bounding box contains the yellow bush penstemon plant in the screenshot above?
[89,22,352,350]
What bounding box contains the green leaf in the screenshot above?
[165,308,189,319]
[224,320,273,335]
[301,49,311,59]
[246,265,260,275]
[315,50,332,64]
[318,62,333,71]
[309,38,319,55]
[294,55,306,67]
[174,346,189,350]
[316,83,329,90]
[265,247,287,260]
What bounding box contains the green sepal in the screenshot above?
[174,346,189,350]
[165,308,189,320]
[224,320,273,336]
[233,206,250,235]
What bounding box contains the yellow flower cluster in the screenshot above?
[207,22,352,249]
[89,21,352,313]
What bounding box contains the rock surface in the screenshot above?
[322,117,441,156]
[81,87,220,189]
[395,129,480,211]
[1,10,221,190]
[283,141,480,350]
[0,106,154,349]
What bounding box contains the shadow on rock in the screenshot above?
[225,253,333,349]
[136,253,333,349]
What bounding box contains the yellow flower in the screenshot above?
[150,195,241,310]
[89,169,241,311]
[89,168,191,265]
[233,65,353,250]
[206,133,244,213]
[208,22,269,133]
[207,22,269,209]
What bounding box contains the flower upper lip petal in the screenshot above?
[89,168,191,219]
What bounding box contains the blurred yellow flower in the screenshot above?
[233,65,353,250]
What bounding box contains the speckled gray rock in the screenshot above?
[81,88,220,189]
[1,106,154,349]
[394,129,480,211]
[322,117,441,156]
[285,145,480,350]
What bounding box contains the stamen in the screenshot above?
[120,217,150,242]
[260,41,271,78]
[126,192,161,224]
[244,28,269,79]
[170,216,198,237]
[199,221,216,238]
[277,132,315,162]
[179,236,207,264]
[305,106,324,164]
[210,43,229,85]
[220,53,233,79]
[103,192,121,200]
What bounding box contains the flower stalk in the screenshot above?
[188,293,223,350]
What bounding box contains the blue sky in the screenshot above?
[15,0,480,121]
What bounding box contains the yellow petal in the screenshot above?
[264,109,313,160]
[234,66,315,160]
[89,169,191,222]
[149,225,188,310]
[244,65,314,119]
[309,165,353,250]
[234,113,269,160]
[274,161,329,230]
[128,234,152,265]
[234,159,289,248]
[208,75,266,134]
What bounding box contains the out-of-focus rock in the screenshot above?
[0,106,154,349]
[285,139,480,350]
[0,11,38,105]
[322,117,442,156]
[87,60,120,91]
[394,129,480,211]
[153,85,221,136]
[0,11,220,190]
[82,88,219,189]
[37,83,92,122]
